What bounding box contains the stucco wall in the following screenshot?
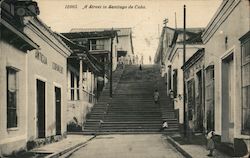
[170,46,202,124]
[117,36,133,56]
[24,18,69,141]
[0,41,28,155]
[203,0,250,140]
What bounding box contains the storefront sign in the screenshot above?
[52,62,63,74]
[35,51,47,64]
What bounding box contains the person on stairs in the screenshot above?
[159,121,168,132]
[153,89,160,104]
[139,64,142,70]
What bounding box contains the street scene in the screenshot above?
[0,0,250,157]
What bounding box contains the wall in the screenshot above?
[204,0,249,140]
[0,40,28,155]
[169,45,202,124]
[24,17,69,141]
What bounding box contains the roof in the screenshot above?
[1,0,39,51]
[175,27,204,44]
[61,30,118,40]
[182,48,205,70]
[57,33,103,74]
[154,26,204,63]
[70,28,132,36]
[56,33,87,53]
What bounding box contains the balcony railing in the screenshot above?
[69,88,96,104]
[90,44,104,51]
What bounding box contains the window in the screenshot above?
[76,77,80,100]
[7,67,18,128]
[173,69,178,98]
[70,72,74,100]
[168,65,172,90]
[91,39,96,50]
[241,32,250,134]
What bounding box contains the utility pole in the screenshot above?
[183,5,187,137]
[175,12,177,29]
[162,18,168,65]
[110,30,114,98]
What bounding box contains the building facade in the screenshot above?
[70,28,135,65]
[154,27,204,127]
[58,34,103,131]
[201,0,250,156]
[182,49,206,133]
[62,30,119,73]
[0,11,39,157]
[23,16,71,147]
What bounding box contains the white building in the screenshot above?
[154,27,204,128]
[201,0,250,156]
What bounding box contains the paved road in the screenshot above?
[69,134,184,158]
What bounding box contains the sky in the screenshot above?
[36,0,222,64]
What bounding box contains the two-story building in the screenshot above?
[70,28,135,65]
[62,30,119,82]
[58,33,103,131]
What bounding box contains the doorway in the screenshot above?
[221,53,234,143]
[37,79,46,138]
[205,66,215,131]
[187,79,195,122]
[55,87,61,135]
[195,71,204,132]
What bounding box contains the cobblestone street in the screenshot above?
[69,134,183,158]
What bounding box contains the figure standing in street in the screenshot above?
[136,55,139,65]
[139,64,142,70]
[206,131,215,157]
[153,89,160,104]
[141,55,144,65]
[149,55,152,64]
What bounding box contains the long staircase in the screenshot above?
[83,65,179,134]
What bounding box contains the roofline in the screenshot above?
[25,17,72,57]
[168,44,204,62]
[202,0,241,44]
[182,48,205,70]
[1,18,39,50]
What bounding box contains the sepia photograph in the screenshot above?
[0,0,249,157]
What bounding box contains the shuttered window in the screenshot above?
[173,69,178,98]
[241,32,250,134]
[7,67,18,128]
[205,66,215,131]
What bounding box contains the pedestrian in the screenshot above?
[139,64,142,70]
[206,131,215,157]
[153,89,160,104]
[159,121,168,131]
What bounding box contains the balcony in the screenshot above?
[90,44,105,51]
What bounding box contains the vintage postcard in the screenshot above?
[0,0,249,157]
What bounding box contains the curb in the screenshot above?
[166,136,192,158]
[45,136,96,158]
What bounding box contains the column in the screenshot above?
[79,58,83,101]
